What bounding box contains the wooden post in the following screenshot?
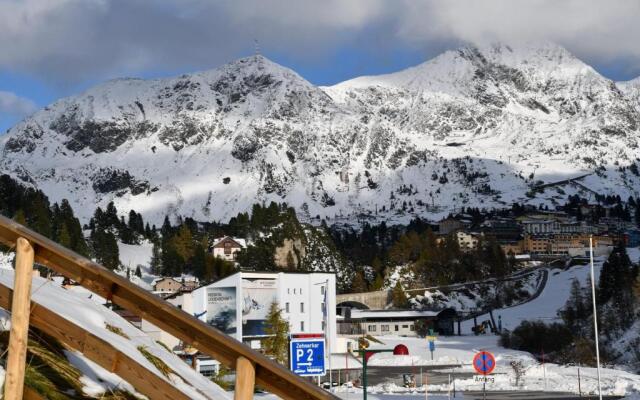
[4,237,34,400]
[234,356,256,400]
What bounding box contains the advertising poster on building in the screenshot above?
[206,287,237,335]
[241,278,277,337]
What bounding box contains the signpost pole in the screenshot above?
[578,366,582,398]
[362,351,367,400]
[483,379,486,400]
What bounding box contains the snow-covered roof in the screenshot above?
[349,310,439,319]
[211,236,247,248]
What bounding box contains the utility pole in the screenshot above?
[589,236,603,400]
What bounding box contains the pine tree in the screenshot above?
[161,242,184,276]
[172,224,194,261]
[350,270,368,292]
[58,223,72,248]
[91,228,120,270]
[191,243,207,279]
[13,209,26,225]
[150,241,163,275]
[370,274,385,291]
[263,302,290,365]
[598,246,637,334]
[392,281,410,308]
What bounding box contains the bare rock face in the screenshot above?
[274,238,306,270]
[1,44,640,224]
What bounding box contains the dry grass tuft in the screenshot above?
[105,323,130,339]
[137,345,174,379]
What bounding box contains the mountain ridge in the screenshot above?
[2,42,639,225]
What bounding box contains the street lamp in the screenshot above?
[589,236,602,400]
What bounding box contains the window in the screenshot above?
[287,288,290,294]
[300,302,305,313]
[321,303,325,313]
[300,321,305,332]
[381,325,390,332]
[368,325,377,332]
[224,241,232,255]
[322,321,326,331]
[300,288,303,295]
[395,325,399,332]
[294,288,297,294]
[402,325,409,329]
[321,286,325,295]
[410,325,415,331]
[285,302,290,313]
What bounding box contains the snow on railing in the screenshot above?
[0,214,337,400]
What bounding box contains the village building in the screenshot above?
[336,309,458,337]
[479,219,522,242]
[152,277,200,297]
[500,241,524,256]
[210,236,247,261]
[456,231,480,251]
[182,271,337,352]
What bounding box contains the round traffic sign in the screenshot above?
[473,351,496,375]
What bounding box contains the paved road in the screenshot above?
[366,366,470,386]
[325,365,471,387]
[462,391,622,399]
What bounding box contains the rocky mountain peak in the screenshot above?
[1,43,640,225]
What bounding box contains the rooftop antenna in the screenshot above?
[254,39,261,57]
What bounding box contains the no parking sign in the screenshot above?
[473,351,496,375]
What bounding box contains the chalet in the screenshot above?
[210,236,247,261]
[153,276,200,296]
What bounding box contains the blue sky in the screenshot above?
[2,0,640,133]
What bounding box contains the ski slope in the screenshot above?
[461,257,605,333]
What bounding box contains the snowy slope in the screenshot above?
[0,253,231,399]
[461,258,604,333]
[2,42,640,225]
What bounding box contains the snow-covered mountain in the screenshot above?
[2,42,640,224]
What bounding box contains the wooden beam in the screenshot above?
[234,356,255,400]
[0,283,190,400]
[3,237,34,400]
[0,215,337,400]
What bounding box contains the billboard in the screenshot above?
[206,287,237,335]
[241,278,277,337]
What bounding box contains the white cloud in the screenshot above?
[0,91,37,118]
[394,0,640,65]
[0,0,639,84]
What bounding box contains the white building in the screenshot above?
[186,271,337,352]
[456,231,479,251]
[210,237,247,262]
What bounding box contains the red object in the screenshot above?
[290,333,324,339]
[365,351,375,362]
[393,344,409,355]
[473,351,496,375]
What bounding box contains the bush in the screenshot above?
[500,320,573,357]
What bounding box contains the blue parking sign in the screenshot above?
[290,336,325,376]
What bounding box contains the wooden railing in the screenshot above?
[0,215,338,400]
